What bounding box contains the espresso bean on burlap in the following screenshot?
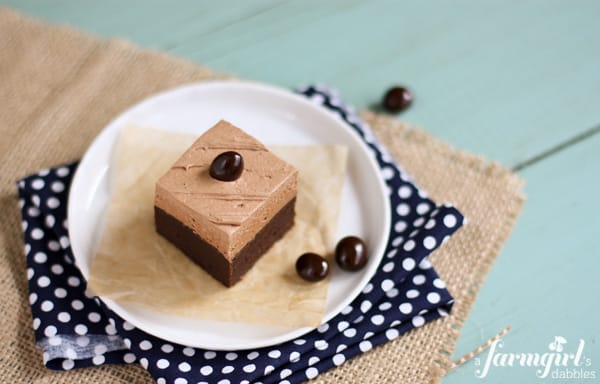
[0,8,524,384]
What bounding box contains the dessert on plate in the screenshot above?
[154,120,298,287]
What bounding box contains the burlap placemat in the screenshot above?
[0,8,524,384]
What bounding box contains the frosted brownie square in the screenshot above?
[154,120,298,287]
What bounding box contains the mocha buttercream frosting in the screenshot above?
[155,120,298,259]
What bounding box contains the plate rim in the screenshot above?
[68,80,391,350]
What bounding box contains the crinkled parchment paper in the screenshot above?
[88,125,347,328]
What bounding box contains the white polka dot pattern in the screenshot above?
[17,86,464,382]
[17,161,128,370]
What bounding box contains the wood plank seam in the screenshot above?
[512,123,600,172]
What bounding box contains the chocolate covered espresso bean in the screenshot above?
[210,151,244,181]
[296,253,329,282]
[335,236,368,271]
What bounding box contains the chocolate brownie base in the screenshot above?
[155,198,296,287]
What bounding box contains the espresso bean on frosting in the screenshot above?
[209,151,244,181]
[296,253,329,282]
[335,236,368,271]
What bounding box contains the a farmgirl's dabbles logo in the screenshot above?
[475,336,596,380]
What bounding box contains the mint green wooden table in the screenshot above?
[4,1,599,382]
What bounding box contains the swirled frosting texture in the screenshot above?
[155,120,298,259]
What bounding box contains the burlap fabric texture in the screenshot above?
[0,8,525,384]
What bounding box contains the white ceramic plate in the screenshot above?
[68,81,391,350]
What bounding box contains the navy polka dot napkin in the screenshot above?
[17,85,464,384]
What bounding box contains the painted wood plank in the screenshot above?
[181,0,600,168]
[445,131,600,383]
[2,0,600,167]
[0,0,287,49]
